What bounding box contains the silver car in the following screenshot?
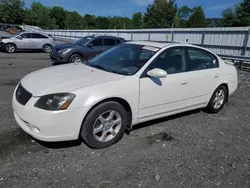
[0,32,56,53]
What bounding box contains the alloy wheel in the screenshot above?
[93,110,122,142]
[213,89,225,109]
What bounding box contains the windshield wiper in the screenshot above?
[89,64,114,73]
[89,64,127,75]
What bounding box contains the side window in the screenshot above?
[20,33,31,38]
[188,48,218,71]
[148,48,187,75]
[116,40,121,44]
[104,39,115,46]
[31,33,48,39]
[139,49,155,60]
[91,38,103,46]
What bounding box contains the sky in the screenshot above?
[23,0,242,18]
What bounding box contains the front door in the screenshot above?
[139,47,192,119]
[88,38,104,58]
[15,33,32,49]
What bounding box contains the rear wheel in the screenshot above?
[5,43,16,53]
[205,85,228,113]
[81,101,128,149]
[42,44,52,53]
[69,54,83,63]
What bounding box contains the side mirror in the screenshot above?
[16,36,22,40]
[88,43,93,48]
[147,68,167,78]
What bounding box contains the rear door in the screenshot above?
[15,33,32,49]
[30,33,49,49]
[103,38,116,51]
[183,47,221,104]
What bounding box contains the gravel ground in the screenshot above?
[0,52,250,188]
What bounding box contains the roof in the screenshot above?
[126,41,175,48]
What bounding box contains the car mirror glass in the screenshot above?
[17,36,22,40]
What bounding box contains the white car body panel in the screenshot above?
[12,42,238,142]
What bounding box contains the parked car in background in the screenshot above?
[0,32,56,53]
[12,41,238,149]
[50,35,125,65]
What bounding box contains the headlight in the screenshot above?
[58,48,70,54]
[34,93,75,111]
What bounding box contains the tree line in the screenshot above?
[0,0,249,30]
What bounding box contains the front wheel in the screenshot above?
[69,54,83,63]
[81,101,128,149]
[5,43,16,53]
[204,85,228,113]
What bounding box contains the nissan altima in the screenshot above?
[12,41,238,149]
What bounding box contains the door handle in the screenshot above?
[182,82,188,85]
[214,74,220,78]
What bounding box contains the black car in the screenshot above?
[50,35,125,65]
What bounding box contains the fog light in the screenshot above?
[30,126,40,134]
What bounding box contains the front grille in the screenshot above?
[16,84,32,105]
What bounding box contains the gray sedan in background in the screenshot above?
[0,32,56,53]
[50,35,125,65]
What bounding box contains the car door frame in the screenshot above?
[15,33,32,49]
[88,37,105,58]
[103,37,116,51]
[183,46,221,104]
[137,46,201,120]
[30,33,48,49]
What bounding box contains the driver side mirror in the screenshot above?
[16,36,22,40]
[147,68,167,78]
[88,43,93,48]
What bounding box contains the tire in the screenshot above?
[81,101,129,149]
[204,85,228,113]
[69,54,83,63]
[42,44,52,53]
[5,43,16,53]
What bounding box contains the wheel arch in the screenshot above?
[4,42,17,52]
[69,52,85,62]
[79,97,133,137]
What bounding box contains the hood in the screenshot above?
[20,64,125,96]
[1,36,10,40]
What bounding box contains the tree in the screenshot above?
[236,0,250,26]
[64,11,82,29]
[222,6,239,27]
[131,12,143,29]
[186,6,207,28]
[84,14,97,29]
[173,13,180,27]
[96,16,110,29]
[50,6,66,29]
[178,5,192,27]
[0,0,25,24]
[143,0,178,28]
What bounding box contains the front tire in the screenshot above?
[5,43,16,53]
[205,85,228,113]
[81,101,128,149]
[69,54,83,63]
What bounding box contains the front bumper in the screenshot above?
[0,42,5,49]
[50,50,69,64]
[12,86,88,142]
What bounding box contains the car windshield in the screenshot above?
[88,43,160,75]
[73,36,94,46]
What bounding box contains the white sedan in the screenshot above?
[12,41,238,149]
